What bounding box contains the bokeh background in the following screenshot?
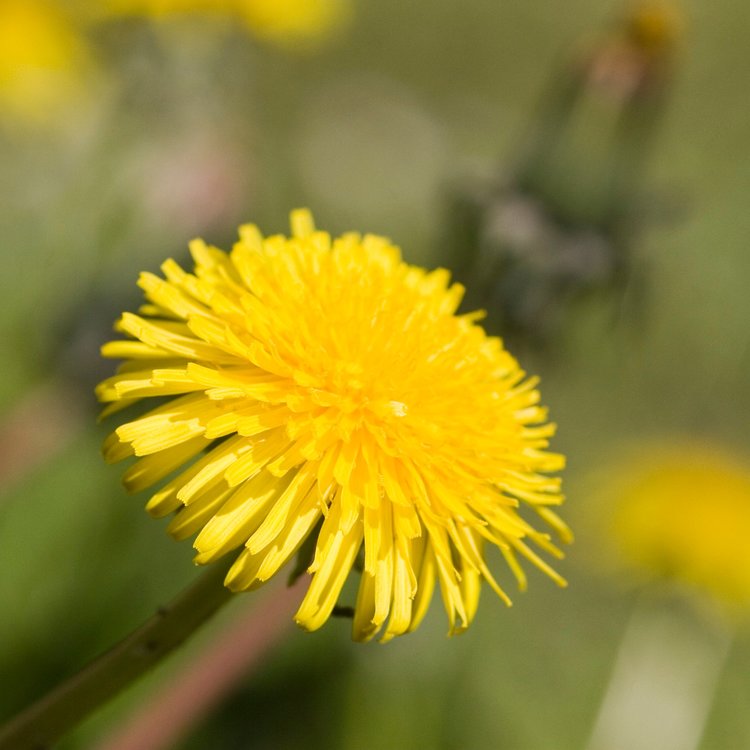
[1,0,750,748]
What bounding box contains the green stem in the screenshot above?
[0,562,235,750]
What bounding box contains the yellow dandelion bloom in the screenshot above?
[98,210,569,641]
[0,0,90,123]
[235,0,348,47]
[94,0,234,20]
[606,441,750,613]
[95,0,348,46]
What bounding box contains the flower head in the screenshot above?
[234,0,349,47]
[98,210,569,641]
[603,440,750,614]
[94,0,349,47]
[0,0,91,124]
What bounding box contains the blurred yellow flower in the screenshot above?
[607,441,750,612]
[96,0,348,46]
[236,0,348,47]
[98,210,569,641]
[95,0,234,18]
[0,0,91,123]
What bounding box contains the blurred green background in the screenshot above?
[1,0,750,748]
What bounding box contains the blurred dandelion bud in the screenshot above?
[98,209,570,642]
[447,2,682,342]
[586,2,680,101]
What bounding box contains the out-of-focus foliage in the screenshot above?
[1,0,750,748]
[445,2,681,347]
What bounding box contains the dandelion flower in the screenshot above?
[605,440,750,614]
[235,0,349,47]
[0,0,91,124]
[95,0,349,47]
[98,210,569,641]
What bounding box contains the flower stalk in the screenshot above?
[585,594,731,750]
[0,561,234,750]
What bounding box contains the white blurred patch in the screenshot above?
[586,598,731,750]
[132,130,254,236]
[296,74,446,258]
